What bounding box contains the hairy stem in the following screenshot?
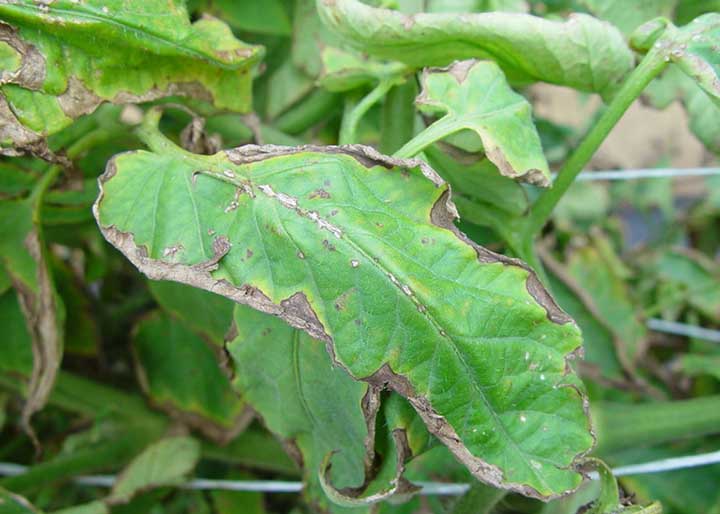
[523,48,669,239]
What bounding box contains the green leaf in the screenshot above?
[319,47,407,93]
[399,60,550,186]
[148,280,234,345]
[0,289,34,377]
[108,436,201,504]
[582,458,662,514]
[564,235,647,372]
[317,0,634,98]
[581,0,676,35]
[422,145,527,247]
[648,248,720,322]
[132,311,250,444]
[677,353,720,381]
[0,489,41,514]
[0,0,262,149]
[226,305,386,510]
[95,112,593,499]
[52,502,109,514]
[204,0,292,36]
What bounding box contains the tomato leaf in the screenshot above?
[0,0,261,150]
[94,110,593,499]
[317,0,633,99]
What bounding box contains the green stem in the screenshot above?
[451,483,506,514]
[339,81,394,145]
[523,48,669,239]
[273,89,341,135]
[380,79,418,155]
[592,395,720,455]
[393,116,457,159]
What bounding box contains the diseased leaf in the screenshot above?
[0,0,262,150]
[632,14,720,108]
[582,459,662,514]
[94,112,593,499]
[406,60,550,186]
[132,311,251,444]
[0,196,64,437]
[565,236,647,372]
[108,436,201,504]
[227,305,409,510]
[317,0,634,98]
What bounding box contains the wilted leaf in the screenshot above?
[0,0,262,150]
[132,311,250,444]
[0,196,64,437]
[108,436,201,504]
[94,112,593,499]
[317,0,633,98]
[403,60,550,186]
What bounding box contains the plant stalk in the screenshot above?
[339,81,394,145]
[592,395,720,455]
[523,48,669,239]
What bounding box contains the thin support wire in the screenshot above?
[2,450,720,496]
[647,318,720,343]
[569,167,720,181]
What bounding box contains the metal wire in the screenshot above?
[571,167,720,181]
[2,449,720,496]
[647,318,720,343]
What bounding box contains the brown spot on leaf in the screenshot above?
[309,188,331,199]
[323,239,336,252]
